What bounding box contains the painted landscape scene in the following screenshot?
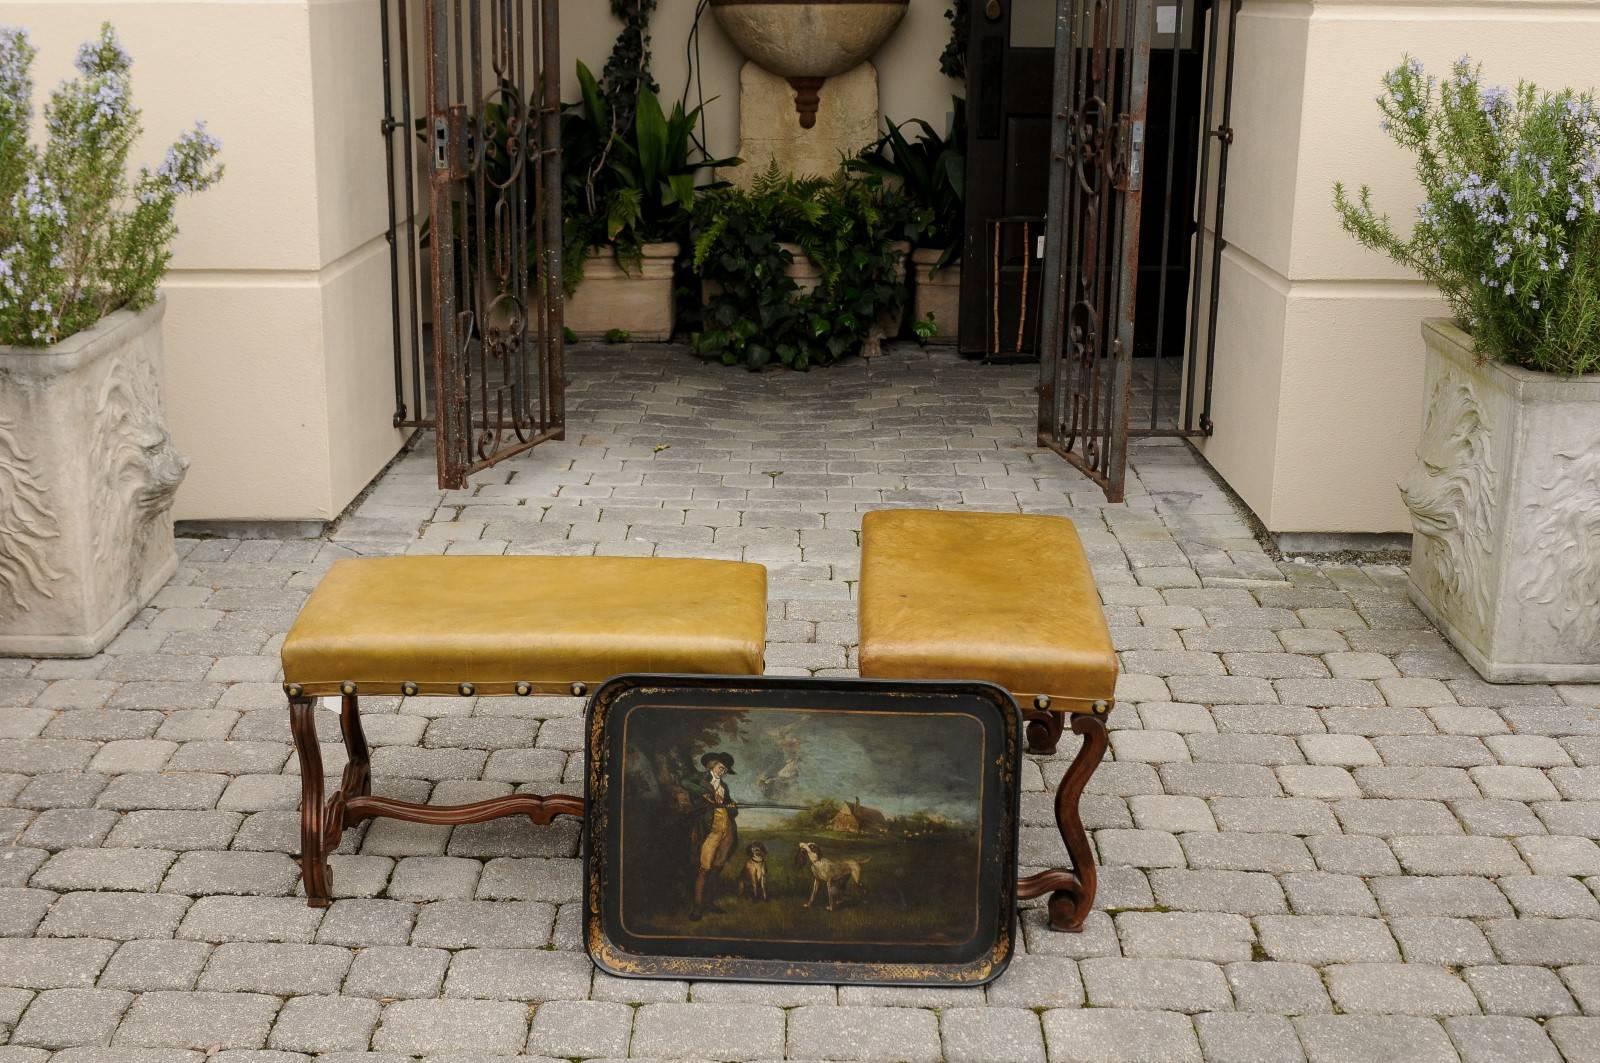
[614,703,990,945]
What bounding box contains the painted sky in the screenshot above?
[625,706,986,827]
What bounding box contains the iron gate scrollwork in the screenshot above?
[422,0,564,489]
[1036,0,1154,502]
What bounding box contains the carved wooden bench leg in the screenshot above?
[291,688,585,908]
[289,694,334,908]
[1024,708,1065,755]
[1017,712,1108,931]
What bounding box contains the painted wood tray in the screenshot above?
[583,674,1022,985]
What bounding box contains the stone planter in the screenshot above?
[0,299,187,657]
[564,242,679,342]
[1403,318,1600,682]
[912,246,960,345]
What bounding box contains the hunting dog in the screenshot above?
[794,841,869,911]
[737,842,769,901]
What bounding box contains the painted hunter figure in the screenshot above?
[685,751,738,920]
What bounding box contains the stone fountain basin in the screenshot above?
[710,0,910,80]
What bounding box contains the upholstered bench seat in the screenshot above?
[859,509,1117,716]
[282,554,766,907]
[282,555,767,697]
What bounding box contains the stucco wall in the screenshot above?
[1198,0,1600,536]
[11,1,406,524]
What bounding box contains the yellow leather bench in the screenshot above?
[859,509,1117,740]
[858,508,1115,932]
[281,555,766,906]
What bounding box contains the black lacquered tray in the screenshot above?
[583,674,1021,985]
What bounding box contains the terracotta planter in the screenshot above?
[912,246,960,345]
[1403,319,1600,682]
[564,242,679,342]
[0,298,187,656]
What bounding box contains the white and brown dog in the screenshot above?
[794,841,869,911]
[737,842,769,901]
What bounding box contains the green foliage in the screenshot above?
[1334,56,1600,375]
[0,24,222,346]
[561,60,733,293]
[603,327,631,344]
[599,0,658,139]
[690,162,928,371]
[792,799,841,830]
[940,0,969,81]
[912,311,938,343]
[851,97,967,267]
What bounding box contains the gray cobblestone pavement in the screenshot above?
[2,344,1599,1060]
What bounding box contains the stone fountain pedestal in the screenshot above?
[733,62,880,184]
[710,0,908,187]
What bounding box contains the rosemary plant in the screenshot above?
[0,24,222,348]
[1335,56,1600,375]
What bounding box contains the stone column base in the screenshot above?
[730,61,880,185]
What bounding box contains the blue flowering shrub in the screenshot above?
[0,24,222,347]
[1335,57,1600,375]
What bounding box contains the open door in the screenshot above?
[1035,0,1154,501]
[425,0,565,489]
[960,0,1056,357]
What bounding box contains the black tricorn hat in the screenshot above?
[701,752,735,774]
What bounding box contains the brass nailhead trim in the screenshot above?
[341,682,358,696]
[1093,699,1110,714]
[1034,694,1051,710]
[401,682,419,697]
[285,683,303,698]
[570,682,587,697]
[516,682,533,696]
[459,683,476,696]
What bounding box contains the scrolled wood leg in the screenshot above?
[339,692,371,799]
[290,695,333,908]
[1024,708,1065,756]
[1017,712,1108,932]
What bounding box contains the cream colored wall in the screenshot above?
[1199,0,1600,535]
[558,0,962,161]
[7,0,407,523]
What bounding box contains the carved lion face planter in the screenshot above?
[0,298,187,657]
[1404,319,1600,682]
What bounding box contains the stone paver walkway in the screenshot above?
[2,343,1599,1062]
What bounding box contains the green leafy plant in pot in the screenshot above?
[852,97,966,342]
[562,60,733,290]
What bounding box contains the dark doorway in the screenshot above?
[961,0,1208,370]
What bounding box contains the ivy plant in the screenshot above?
[690,163,928,371]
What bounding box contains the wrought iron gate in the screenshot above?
[382,0,565,490]
[1035,0,1240,501]
[1035,0,1153,502]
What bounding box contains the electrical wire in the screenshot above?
[683,0,712,157]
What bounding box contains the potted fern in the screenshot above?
[1335,57,1600,682]
[0,24,222,657]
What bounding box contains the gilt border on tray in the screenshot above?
[583,674,1022,985]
